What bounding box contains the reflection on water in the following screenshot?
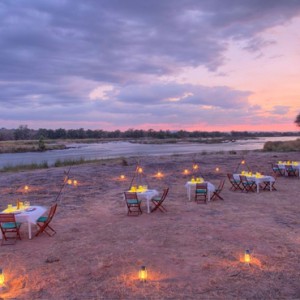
[0,136,299,168]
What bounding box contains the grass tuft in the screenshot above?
[1,161,49,172]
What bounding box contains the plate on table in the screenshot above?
[25,207,36,212]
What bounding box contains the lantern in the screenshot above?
[137,167,143,174]
[241,160,245,165]
[67,179,72,185]
[156,171,163,178]
[139,266,147,282]
[193,164,199,170]
[0,268,4,288]
[183,169,189,175]
[73,180,78,186]
[120,175,125,180]
[244,249,251,264]
[215,167,220,172]
[24,185,29,191]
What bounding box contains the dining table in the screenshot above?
[126,188,159,214]
[185,180,216,201]
[233,173,275,193]
[277,161,300,177]
[0,205,47,240]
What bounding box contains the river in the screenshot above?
[0,136,299,168]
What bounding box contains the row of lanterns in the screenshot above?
[138,249,252,281]
[0,251,252,289]
[119,164,221,180]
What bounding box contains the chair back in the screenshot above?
[216,179,225,192]
[195,183,208,193]
[160,188,169,201]
[124,191,138,201]
[47,204,58,223]
[0,213,17,224]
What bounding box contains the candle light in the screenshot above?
[0,268,4,288]
[193,164,199,170]
[215,167,220,172]
[120,175,125,180]
[137,167,143,174]
[139,266,147,282]
[183,169,189,175]
[155,171,163,178]
[67,179,72,185]
[73,180,78,186]
[24,185,29,191]
[244,249,251,264]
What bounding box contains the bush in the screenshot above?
[263,139,300,152]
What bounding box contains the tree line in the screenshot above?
[0,125,299,141]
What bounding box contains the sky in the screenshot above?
[1,0,300,132]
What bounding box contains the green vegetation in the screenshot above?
[1,161,49,172]
[263,139,300,152]
[54,157,86,167]
[0,125,299,143]
[0,157,128,173]
[0,140,66,153]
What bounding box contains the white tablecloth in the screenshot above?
[137,189,159,213]
[278,163,300,177]
[233,174,275,193]
[185,181,216,201]
[0,205,47,239]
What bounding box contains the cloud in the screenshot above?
[270,105,290,115]
[0,1,300,129]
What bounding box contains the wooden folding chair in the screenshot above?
[271,163,285,177]
[262,180,277,191]
[239,175,256,192]
[35,203,57,237]
[151,187,169,213]
[211,179,225,201]
[124,192,142,216]
[0,213,22,245]
[285,165,298,177]
[227,173,242,191]
[195,183,208,204]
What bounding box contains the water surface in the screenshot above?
[0,136,298,168]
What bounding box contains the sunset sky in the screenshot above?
[1,1,300,132]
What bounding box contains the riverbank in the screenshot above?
[0,151,299,299]
[1,136,300,171]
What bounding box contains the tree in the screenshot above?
[14,125,30,140]
[295,113,300,127]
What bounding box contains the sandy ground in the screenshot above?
[0,151,300,300]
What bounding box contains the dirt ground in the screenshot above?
[0,151,300,300]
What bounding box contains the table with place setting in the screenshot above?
[233,171,275,193]
[0,202,47,240]
[277,161,300,177]
[127,185,159,213]
[185,177,216,201]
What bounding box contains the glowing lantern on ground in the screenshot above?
[137,167,143,174]
[24,185,29,191]
[67,179,72,185]
[215,167,220,172]
[139,266,147,282]
[120,175,125,180]
[0,268,4,288]
[244,249,251,264]
[241,160,245,165]
[73,180,78,186]
[193,164,199,171]
[183,169,189,175]
[156,171,163,178]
